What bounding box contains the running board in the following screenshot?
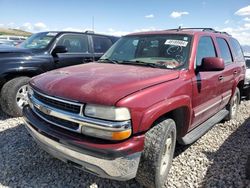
[179,109,229,145]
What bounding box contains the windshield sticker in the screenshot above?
[46,32,58,36]
[133,40,139,46]
[165,39,188,47]
[183,37,188,41]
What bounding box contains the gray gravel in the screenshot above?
[0,101,250,188]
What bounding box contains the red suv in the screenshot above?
[23,28,245,187]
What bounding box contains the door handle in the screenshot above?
[82,58,93,63]
[218,76,224,81]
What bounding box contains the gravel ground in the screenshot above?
[0,101,249,188]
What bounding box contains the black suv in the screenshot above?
[0,31,119,117]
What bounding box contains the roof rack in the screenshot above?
[167,27,231,36]
[85,30,94,34]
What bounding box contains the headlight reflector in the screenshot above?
[84,104,131,121]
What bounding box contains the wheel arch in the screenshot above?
[139,95,192,139]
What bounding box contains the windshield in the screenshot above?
[100,34,192,69]
[19,32,57,49]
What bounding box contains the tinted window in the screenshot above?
[229,38,244,62]
[93,36,113,53]
[196,36,216,66]
[0,37,7,40]
[57,34,88,53]
[216,38,232,65]
[246,59,250,68]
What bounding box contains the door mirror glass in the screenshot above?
[199,57,225,72]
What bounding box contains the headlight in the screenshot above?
[84,104,131,121]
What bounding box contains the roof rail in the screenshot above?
[167,27,231,36]
[85,30,94,34]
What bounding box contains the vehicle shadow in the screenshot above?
[0,124,141,188]
[0,108,11,121]
[201,117,250,188]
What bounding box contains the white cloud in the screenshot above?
[224,19,230,24]
[104,27,157,37]
[0,23,4,27]
[62,27,83,32]
[244,17,250,21]
[34,22,47,31]
[221,25,250,45]
[105,28,129,36]
[145,14,154,19]
[170,11,189,18]
[235,5,250,16]
[7,22,15,29]
[20,22,33,31]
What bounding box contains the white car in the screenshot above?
[0,35,27,46]
[244,56,250,99]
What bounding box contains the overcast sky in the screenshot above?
[0,0,250,45]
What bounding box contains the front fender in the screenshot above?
[139,95,192,133]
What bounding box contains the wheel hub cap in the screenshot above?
[16,85,28,108]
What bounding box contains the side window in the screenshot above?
[57,34,88,53]
[216,38,233,65]
[196,36,216,66]
[246,59,250,68]
[229,38,245,62]
[92,36,113,53]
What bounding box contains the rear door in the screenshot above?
[52,34,94,68]
[91,35,114,61]
[216,37,242,108]
[191,36,223,128]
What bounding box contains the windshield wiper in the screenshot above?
[118,60,166,69]
[98,58,119,64]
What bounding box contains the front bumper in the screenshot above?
[23,106,143,181]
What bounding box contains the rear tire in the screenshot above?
[225,87,240,121]
[1,77,30,117]
[136,118,176,188]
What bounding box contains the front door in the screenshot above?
[191,36,223,128]
[53,34,93,68]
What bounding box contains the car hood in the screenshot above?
[30,62,180,105]
[0,46,31,53]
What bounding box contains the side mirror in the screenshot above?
[52,45,67,56]
[198,57,225,72]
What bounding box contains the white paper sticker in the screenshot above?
[165,39,188,47]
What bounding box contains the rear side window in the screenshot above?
[229,38,245,62]
[216,38,233,65]
[57,34,89,53]
[246,59,250,68]
[93,36,113,53]
[196,36,216,66]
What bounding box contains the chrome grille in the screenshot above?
[34,106,79,130]
[33,90,81,114]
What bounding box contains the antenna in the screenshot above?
[92,16,95,32]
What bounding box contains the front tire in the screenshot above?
[136,118,176,188]
[1,77,30,117]
[225,87,240,121]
